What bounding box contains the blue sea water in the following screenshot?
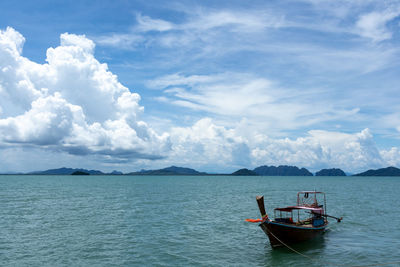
[0,175,400,266]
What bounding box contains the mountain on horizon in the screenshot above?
[253,165,313,176]
[353,166,400,176]
[29,167,104,175]
[128,166,207,175]
[315,168,346,176]
[231,168,257,176]
[14,165,400,177]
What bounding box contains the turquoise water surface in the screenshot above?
[0,175,399,266]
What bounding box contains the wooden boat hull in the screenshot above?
[260,221,327,248]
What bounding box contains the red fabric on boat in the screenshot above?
[245,214,269,223]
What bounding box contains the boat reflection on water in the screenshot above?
[265,234,326,265]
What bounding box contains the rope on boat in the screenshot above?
[264,226,400,267]
[264,226,317,262]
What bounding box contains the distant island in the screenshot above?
[315,168,346,176]
[353,166,400,176]
[4,165,400,177]
[231,168,258,176]
[128,166,207,175]
[253,165,313,176]
[29,167,120,175]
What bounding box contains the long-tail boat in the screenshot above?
[247,191,342,248]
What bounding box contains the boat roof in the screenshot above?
[298,191,324,194]
[274,205,323,212]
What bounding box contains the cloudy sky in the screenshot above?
[0,0,400,173]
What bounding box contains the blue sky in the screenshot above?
[0,0,400,173]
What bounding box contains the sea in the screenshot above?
[0,175,399,267]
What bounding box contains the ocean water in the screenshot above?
[0,175,399,266]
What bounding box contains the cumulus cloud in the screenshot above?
[168,119,387,173]
[168,118,251,171]
[0,27,42,116]
[0,27,170,161]
[0,93,78,145]
[380,147,400,167]
[60,32,95,52]
[0,26,398,173]
[250,128,384,172]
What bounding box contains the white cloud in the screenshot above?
[135,9,284,33]
[150,73,276,118]
[94,14,175,49]
[149,72,360,132]
[0,26,25,56]
[0,93,78,145]
[1,25,399,173]
[96,9,284,49]
[167,119,388,173]
[380,147,400,167]
[168,118,250,171]
[250,128,385,172]
[183,10,284,32]
[136,14,175,32]
[94,5,400,78]
[95,33,145,49]
[60,33,95,53]
[0,27,43,116]
[355,9,400,42]
[0,27,170,161]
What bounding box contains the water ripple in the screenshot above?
[0,175,399,266]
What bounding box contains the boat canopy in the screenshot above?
[274,206,323,213]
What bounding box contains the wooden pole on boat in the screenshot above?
[256,196,266,217]
[307,211,342,222]
[322,214,342,222]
